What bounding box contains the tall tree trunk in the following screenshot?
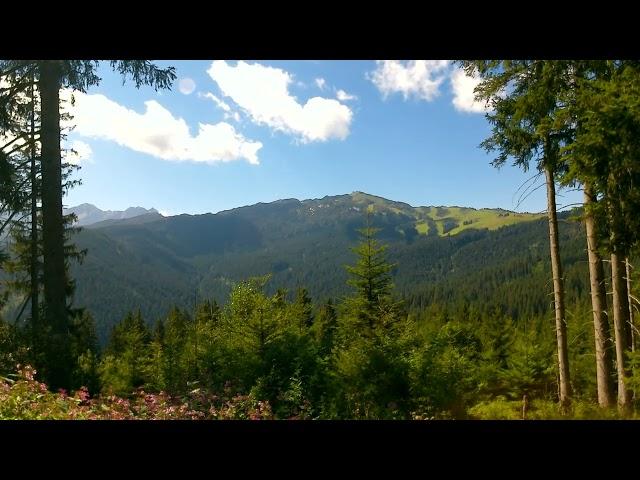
[29,74,39,335]
[626,258,635,352]
[544,165,571,409]
[607,180,634,413]
[628,257,636,403]
[611,252,633,411]
[583,185,614,407]
[39,60,70,389]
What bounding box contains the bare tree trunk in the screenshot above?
[626,258,635,353]
[544,165,571,409]
[583,185,614,407]
[522,394,529,420]
[29,74,39,334]
[611,252,633,412]
[39,60,70,389]
[628,257,637,403]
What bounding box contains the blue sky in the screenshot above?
[62,60,582,216]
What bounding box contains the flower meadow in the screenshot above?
[0,365,275,420]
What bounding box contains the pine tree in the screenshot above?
[331,209,409,419]
[342,208,399,337]
[1,63,44,374]
[582,184,615,407]
[163,306,188,393]
[554,60,616,408]
[226,276,284,363]
[195,299,221,324]
[459,60,574,409]
[40,61,175,389]
[312,299,337,355]
[4,60,176,389]
[100,310,152,394]
[562,61,640,411]
[69,309,100,392]
[294,287,314,334]
[1,61,35,273]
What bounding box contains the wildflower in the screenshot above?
[19,365,36,381]
[76,386,90,403]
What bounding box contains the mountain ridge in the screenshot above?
[66,191,542,223]
[64,203,161,227]
[211,191,542,217]
[54,191,582,344]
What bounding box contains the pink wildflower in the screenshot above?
[75,386,90,403]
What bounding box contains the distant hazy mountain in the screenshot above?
[59,191,591,344]
[64,203,160,226]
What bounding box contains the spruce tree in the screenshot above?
[294,287,314,334]
[555,60,616,407]
[312,299,337,355]
[459,60,574,409]
[561,61,640,411]
[100,310,152,394]
[163,306,188,393]
[342,208,398,337]
[1,60,176,389]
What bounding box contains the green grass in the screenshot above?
[468,397,636,420]
[415,222,430,235]
[445,208,545,236]
[415,207,544,237]
[348,193,544,238]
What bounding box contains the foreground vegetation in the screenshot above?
[2,217,639,419]
[0,366,274,420]
[2,367,636,420]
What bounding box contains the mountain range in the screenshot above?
[55,192,590,344]
[64,203,160,227]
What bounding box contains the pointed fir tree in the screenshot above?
[342,207,400,338]
[294,287,314,334]
[312,299,337,355]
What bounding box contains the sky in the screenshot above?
[62,60,582,216]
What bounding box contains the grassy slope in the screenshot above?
[349,193,545,237]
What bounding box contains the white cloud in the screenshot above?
[207,61,353,143]
[61,90,262,165]
[65,140,93,165]
[315,78,326,90]
[368,60,450,101]
[178,77,196,95]
[336,89,357,101]
[201,91,231,111]
[450,68,488,113]
[201,91,242,122]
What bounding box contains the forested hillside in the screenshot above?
[64,192,568,343]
